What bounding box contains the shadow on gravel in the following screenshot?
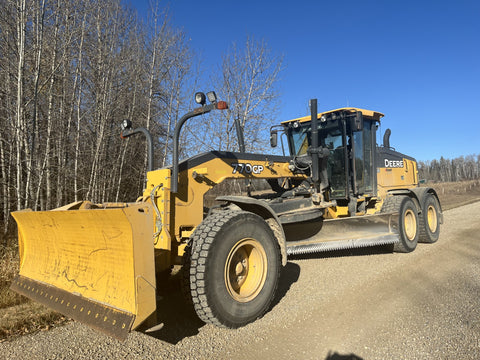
[289,244,394,261]
[325,351,363,360]
[137,271,204,345]
[270,261,300,309]
[138,262,301,345]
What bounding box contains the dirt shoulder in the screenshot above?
[426,179,480,210]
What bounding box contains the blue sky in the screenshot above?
[130,0,480,162]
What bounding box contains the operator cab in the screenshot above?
[282,108,383,201]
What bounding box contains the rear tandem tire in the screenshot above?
[418,194,441,243]
[393,196,419,253]
[188,210,281,328]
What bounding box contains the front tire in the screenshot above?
[189,210,281,328]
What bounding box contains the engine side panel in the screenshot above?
[376,147,418,198]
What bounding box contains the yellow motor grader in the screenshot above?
[10,92,442,340]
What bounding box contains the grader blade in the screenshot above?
[10,203,156,341]
[285,212,400,255]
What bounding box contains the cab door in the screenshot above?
[351,119,376,197]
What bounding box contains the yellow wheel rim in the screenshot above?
[427,205,438,233]
[225,238,267,303]
[404,209,417,241]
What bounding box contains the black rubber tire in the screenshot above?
[188,209,281,328]
[394,196,419,253]
[418,194,441,243]
[382,195,419,253]
[181,243,193,306]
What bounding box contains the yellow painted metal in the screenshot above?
[177,242,187,258]
[404,208,417,241]
[427,204,438,233]
[176,157,296,232]
[282,107,385,124]
[11,202,156,334]
[144,156,298,259]
[180,229,194,238]
[377,157,418,198]
[192,167,208,175]
[143,168,172,252]
[224,238,268,303]
[324,205,349,219]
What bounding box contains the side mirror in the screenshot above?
[351,111,363,131]
[270,130,278,148]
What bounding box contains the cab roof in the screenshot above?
[282,107,384,124]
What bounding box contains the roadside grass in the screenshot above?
[0,246,24,310]
[0,246,67,342]
[0,179,479,341]
[0,302,66,341]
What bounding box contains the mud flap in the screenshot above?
[10,202,156,341]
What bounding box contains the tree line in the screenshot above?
[0,0,283,239]
[418,155,480,183]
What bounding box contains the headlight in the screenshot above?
[121,119,132,130]
[195,92,206,105]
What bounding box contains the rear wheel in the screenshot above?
[418,194,441,243]
[393,196,419,253]
[382,195,419,253]
[188,210,281,328]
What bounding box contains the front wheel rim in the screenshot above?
[225,238,268,303]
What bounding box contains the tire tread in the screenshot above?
[381,195,418,253]
[189,209,280,327]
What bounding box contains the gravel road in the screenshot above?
[1,202,479,360]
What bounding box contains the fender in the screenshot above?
[216,195,288,266]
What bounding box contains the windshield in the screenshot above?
[289,123,343,156]
[291,126,310,155]
[289,123,347,198]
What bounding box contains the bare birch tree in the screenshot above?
[187,36,283,154]
[14,0,27,211]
